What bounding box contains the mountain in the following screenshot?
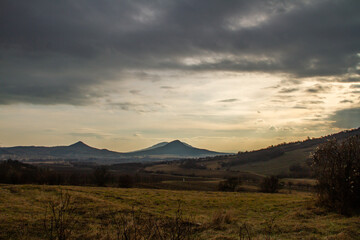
[0,140,228,163]
[1,141,124,160]
[125,140,227,157]
[129,142,169,152]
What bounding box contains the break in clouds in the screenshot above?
[0,0,359,151]
[1,0,359,104]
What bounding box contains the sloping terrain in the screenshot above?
[225,127,360,175]
[229,147,313,175]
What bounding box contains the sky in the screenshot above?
[0,0,359,153]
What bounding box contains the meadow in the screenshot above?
[1,184,359,239]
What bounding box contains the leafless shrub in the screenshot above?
[238,222,253,240]
[260,176,279,193]
[237,216,280,240]
[104,202,195,240]
[211,210,233,229]
[287,181,293,194]
[312,136,360,214]
[93,166,112,187]
[261,216,281,240]
[161,202,195,240]
[15,221,31,240]
[218,177,242,192]
[43,191,78,240]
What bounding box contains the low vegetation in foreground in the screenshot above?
[1,184,359,240]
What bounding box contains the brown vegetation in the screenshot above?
[260,176,280,193]
[1,184,360,239]
[312,135,360,215]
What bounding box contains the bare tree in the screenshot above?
[312,136,360,214]
[260,176,279,193]
[93,166,111,187]
[43,191,78,240]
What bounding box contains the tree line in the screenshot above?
[0,160,160,188]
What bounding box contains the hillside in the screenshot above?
[225,127,360,175]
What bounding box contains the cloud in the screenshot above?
[329,107,360,129]
[0,0,359,105]
[69,132,105,139]
[350,84,360,89]
[279,88,299,93]
[133,133,143,137]
[339,100,353,104]
[160,86,174,89]
[339,76,360,83]
[109,101,164,113]
[305,84,331,93]
[129,90,141,95]
[293,105,307,109]
[218,98,238,103]
[300,100,324,104]
[269,126,276,131]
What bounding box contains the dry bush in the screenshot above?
[211,210,233,229]
[260,176,280,193]
[218,177,242,192]
[93,166,112,187]
[261,216,281,240]
[100,203,196,240]
[43,191,78,240]
[312,136,360,214]
[238,222,253,240]
[237,216,280,240]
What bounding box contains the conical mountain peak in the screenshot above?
[167,140,193,148]
[69,141,90,148]
[168,140,184,145]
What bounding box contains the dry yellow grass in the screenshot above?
[0,184,359,239]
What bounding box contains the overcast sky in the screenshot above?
[0,0,359,152]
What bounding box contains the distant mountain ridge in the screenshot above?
[126,140,223,157]
[0,140,228,163]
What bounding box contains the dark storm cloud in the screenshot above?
[329,108,360,129]
[1,0,359,105]
[339,76,360,83]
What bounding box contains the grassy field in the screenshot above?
[0,184,359,240]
